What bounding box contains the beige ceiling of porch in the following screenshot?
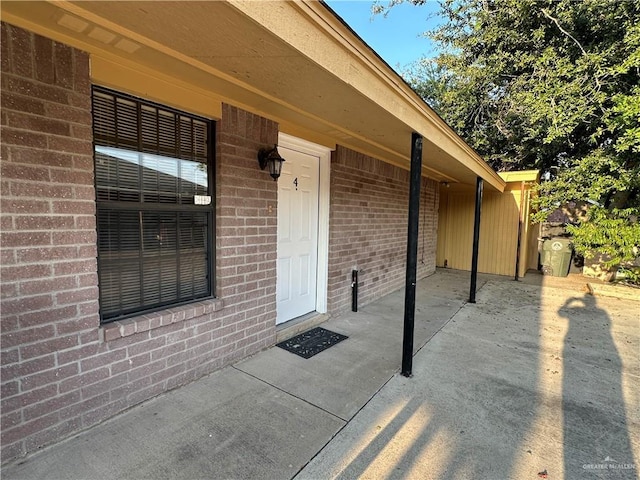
[1,0,505,191]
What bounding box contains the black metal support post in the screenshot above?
[514,181,525,281]
[401,132,423,378]
[351,269,358,312]
[469,176,483,303]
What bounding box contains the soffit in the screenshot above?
[1,0,504,191]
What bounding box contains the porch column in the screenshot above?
[469,176,483,303]
[514,180,526,280]
[401,132,423,377]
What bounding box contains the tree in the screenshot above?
[377,0,640,275]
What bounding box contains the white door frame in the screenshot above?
[278,132,331,315]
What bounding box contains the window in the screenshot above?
[92,87,214,322]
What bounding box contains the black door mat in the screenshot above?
[277,327,348,359]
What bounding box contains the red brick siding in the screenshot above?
[0,23,277,464]
[327,145,439,314]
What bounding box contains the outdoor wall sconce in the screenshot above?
[258,144,285,181]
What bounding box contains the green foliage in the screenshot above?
[565,207,640,266]
[617,266,640,286]
[610,86,640,153]
[378,0,640,271]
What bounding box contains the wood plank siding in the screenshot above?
[437,172,539,277]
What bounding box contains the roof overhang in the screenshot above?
[498,170,541,184]
[1,0,505,192]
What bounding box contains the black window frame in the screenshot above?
[92,86,215,323]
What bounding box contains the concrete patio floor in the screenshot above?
[3,269,638,479]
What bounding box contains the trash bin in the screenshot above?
[541,238,573,277]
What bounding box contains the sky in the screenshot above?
[324,0,443,70]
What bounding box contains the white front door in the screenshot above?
[276,146,320,324]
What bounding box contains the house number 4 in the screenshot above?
[293,177,298,190]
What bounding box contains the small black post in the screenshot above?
[401,132,423,377]
[351,269,358,312]
[469,176,483,303]
[514,182,525,281]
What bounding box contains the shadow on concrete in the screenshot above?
[297,269,639,479]
[559,294,637,479]
[296,269,546,479]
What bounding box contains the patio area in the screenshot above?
[4,269,638,479]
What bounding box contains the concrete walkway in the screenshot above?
[3,269,638,479]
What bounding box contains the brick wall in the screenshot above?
[1,22,99,462]
[327,145,439,314]
[215,103,278,352]
[0,23,277,464]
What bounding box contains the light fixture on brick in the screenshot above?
[258,144,285,181]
